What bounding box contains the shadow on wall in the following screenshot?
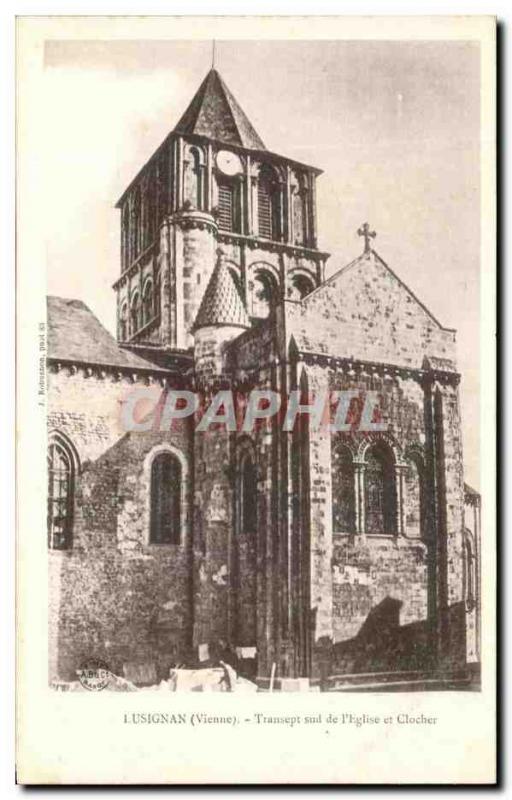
[328,596,467,676]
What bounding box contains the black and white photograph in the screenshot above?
[14,15,496,785]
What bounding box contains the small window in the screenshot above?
[48,438,75,550]
[289,273,315,301]
[130,292,140,335]
[133,188,142,257]
[250,271,277,319]
[121,204,130,269]
[150,453,182,544]
[142,280,154,326]
[119,302,128,341]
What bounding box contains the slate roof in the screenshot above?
[192,261,250,332]
[47,296,165,372]
[173,69,266,150]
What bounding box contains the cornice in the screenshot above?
[46,356,191,387]
[297,351,461,387]
[217,231,329,261]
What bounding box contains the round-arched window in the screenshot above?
[142,280,154,326]
[250,270,278,319]
[331,443,356,533]
[130,292,140,334]
[364,442,396,535]
[150,452,182,544]
[48,436,76,550]
[288,273,315,301]
[119,302,128,341]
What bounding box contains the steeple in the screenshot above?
[173,69,266,150]
[192,254,250,333]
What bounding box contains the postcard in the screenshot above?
[16,15,496,784]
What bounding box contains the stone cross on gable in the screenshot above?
[357,222,376,254]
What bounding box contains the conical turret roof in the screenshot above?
[192,259,250,333]
[174,69,265,150]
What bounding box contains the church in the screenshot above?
[47,68,480,690]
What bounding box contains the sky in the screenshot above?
[44,39,480,488]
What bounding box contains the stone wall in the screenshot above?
[331,534,429,673]
[48,368,194,682]
[288,250,457,369]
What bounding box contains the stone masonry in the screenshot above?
[47,68,480,687]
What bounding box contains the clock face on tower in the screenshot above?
[216,150,243,176]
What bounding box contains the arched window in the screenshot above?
[119,302,128,341]
[250,270,277,319]
[150,452,182,544]
[142,280,154,326]
[364,442,396,535]
[147,168,157,243]
[291,172,308,246]
[331,443,355,533]
[240,452,257,534]
[121,204,130,269]
[130,292,140,335]
[155,152,168,225]
[140,189,148,250]
[257,165,281,240]
[133,188,142,257]
[47,435,76,550]
[404,454,425,538]
[184,147,204,210]
[288,273,315,301]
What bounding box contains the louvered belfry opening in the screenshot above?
[257,164,280,240]
[217,182,234,231]
[257,184,272,239]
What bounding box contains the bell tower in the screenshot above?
[113,68,329,360]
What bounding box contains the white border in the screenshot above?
[4,4,501,795]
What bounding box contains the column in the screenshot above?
[354,461,366,536]
[245,155,252,235]
[286,165,293,244]
[278,180,285,242]
[206,143,213,211]
[395,463,407,537]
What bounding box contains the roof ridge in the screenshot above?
[305,248,448,331]
[173,70,210,133]
[214,71,244,148]
[173,68,265,151]
[215,70,264,149]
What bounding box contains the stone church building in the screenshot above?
[47,68,480,689]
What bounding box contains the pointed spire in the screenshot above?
[192,251,250,333]
[174,69,265,150]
